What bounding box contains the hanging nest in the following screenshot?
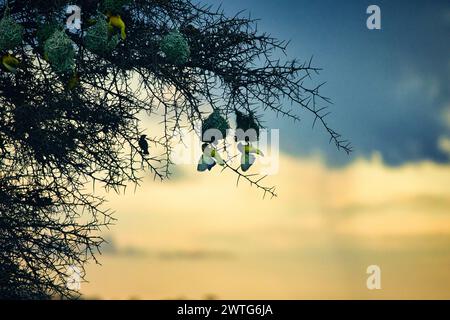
[44,30,76,74]
[101,0,131,15]
[202,109,230,142]
[85,17,119,56]
[235,109,260,141]
[160,30,191,65]
[0,11,23,51]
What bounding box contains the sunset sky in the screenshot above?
[81,0,450,299]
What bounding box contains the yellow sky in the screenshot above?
[80,153,450,299]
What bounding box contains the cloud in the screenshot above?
[394,72,441,103]
[438,136,450,158]
[97,153,450,247]
[100,235,234,260]
[100,235,149,257]
[82,152,450,299]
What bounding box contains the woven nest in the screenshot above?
[0,13,23,51]
[44,30,76,74]
[85,17,119,56]
[202,110,230,142]
[235,110,260,141]
[160,30,191,65]
[102,0,131,14]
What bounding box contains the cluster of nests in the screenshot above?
[0,0,191,83]
[0,1,264,171]
[201,108,261,144]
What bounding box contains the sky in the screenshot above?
[80,0,450,299]
[218,0,450,166]
[82,155,450,299]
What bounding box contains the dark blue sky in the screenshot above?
[218,0,450,165]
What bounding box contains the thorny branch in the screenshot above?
[0,0,350,298]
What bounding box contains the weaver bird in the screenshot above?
[139,135,149,155]
[108,14,126,40]
[197,143,224,172]
[1,54,20,73]
[237,142,264,172]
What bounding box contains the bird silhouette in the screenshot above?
[138,135,149,155]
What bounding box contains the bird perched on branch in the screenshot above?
[237,142,264,172]
[138,134,149,155]
[107,14,126,40]
[197,143,224,172]
[1,54,19,73]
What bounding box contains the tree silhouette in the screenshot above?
[0,0,350,299]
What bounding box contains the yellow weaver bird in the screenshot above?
[108,14,126,40]
[237,142,264,172]
[2,54,20,73]
[197,143,224,172]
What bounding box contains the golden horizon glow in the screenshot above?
[81,153,450,299]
